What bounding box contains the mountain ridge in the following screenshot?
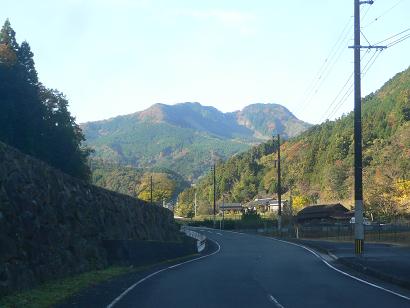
[82,102,312,181]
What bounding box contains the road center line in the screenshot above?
[268,294,285,308]
[106,238,221,308]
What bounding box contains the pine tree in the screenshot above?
[17,41,38,85]
[0,19,19,52]
[0,19,91,180]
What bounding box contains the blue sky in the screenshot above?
[1,0,409,124]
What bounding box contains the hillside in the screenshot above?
[82,102,311,181]
[91,161,189,203]
[175,67,410,220]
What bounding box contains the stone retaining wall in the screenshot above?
[0,142,181,296]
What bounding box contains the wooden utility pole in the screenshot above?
[213,163,216,228]
[351,0,385,254]
[150,175,153,206]
[194,189,197,217]
[276,134,282,234]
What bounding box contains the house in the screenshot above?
[296,203,352,224]
[245,198,287,213]
[219,203,243,214]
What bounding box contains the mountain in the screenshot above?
[234,103,312,140]
[82,103,311,181]
[175,67,410,220]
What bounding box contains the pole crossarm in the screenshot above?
[348,45,387,49]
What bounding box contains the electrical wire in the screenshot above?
[362,0,405,28]
[319,49,371,122]
[299,17,353,113]
[375,28,410,45]
[362,49,384,76]
[386,33,410,48]
[324,48,384,121]
[303,18,352,96]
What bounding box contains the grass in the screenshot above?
[0,254,198,308]
[0,266,133,308]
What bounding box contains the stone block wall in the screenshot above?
[0,142,181,296]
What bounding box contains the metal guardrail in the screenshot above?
[181,227,206,252]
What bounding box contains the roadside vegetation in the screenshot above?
[0,266,135,308]
[175,67,410,223]
[91,160,189,204]
[0,252,200,308]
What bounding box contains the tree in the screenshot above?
[292,195,310,214]
[17,41,38,85]
[174,188,195,217]
[0,20,91,180]
[137,173,176,204]
[40,87,92,179]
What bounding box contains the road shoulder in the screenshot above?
[55,239,218,308]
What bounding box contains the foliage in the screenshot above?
[137,172,177,204]
[0,266,135,308]
[241,209,261,222]
[178,66,410,221]
[81,103,311,182]
[0,19,91,180]
[174,187,195,217]
[91,160,188,204]
[292,195,310,214]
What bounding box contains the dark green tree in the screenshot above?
[0,20,91,180]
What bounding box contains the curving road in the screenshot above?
[108,228,410,308]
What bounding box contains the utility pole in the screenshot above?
[194,189,197,218]
[213,163,216,229]
[150,175,153,206]
[222,194,225,230]
[350,0,385,254]
[277,134,282,235]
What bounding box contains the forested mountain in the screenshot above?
[82,102,311,181]
[91,161,189,204]
[0,20,91,180]
[175,67,410,220]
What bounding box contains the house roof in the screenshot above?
[246,198,286,207]
[220,203,243,210]
[296,203,349,221]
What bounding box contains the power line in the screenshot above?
[302,6,371,111]
[386,33,410,48]
[362,0,405,28]
[375,28,410,45]
[299,17,353,112]
[360,3,373,22]
[323,48,384,121]
[362,49,384,75]
[319,49,371,121]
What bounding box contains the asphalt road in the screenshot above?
[108,229,410,308]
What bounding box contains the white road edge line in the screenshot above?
[271,238,410,301]
[106,238,221,308]
[268,294,285,308]
[193,228,410,301]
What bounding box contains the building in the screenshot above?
[296,203,352,224]
[245,198,287,213]
[219,203,243,214]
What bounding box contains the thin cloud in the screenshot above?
[176,9,257,35]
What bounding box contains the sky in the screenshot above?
[1,0,409,124]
